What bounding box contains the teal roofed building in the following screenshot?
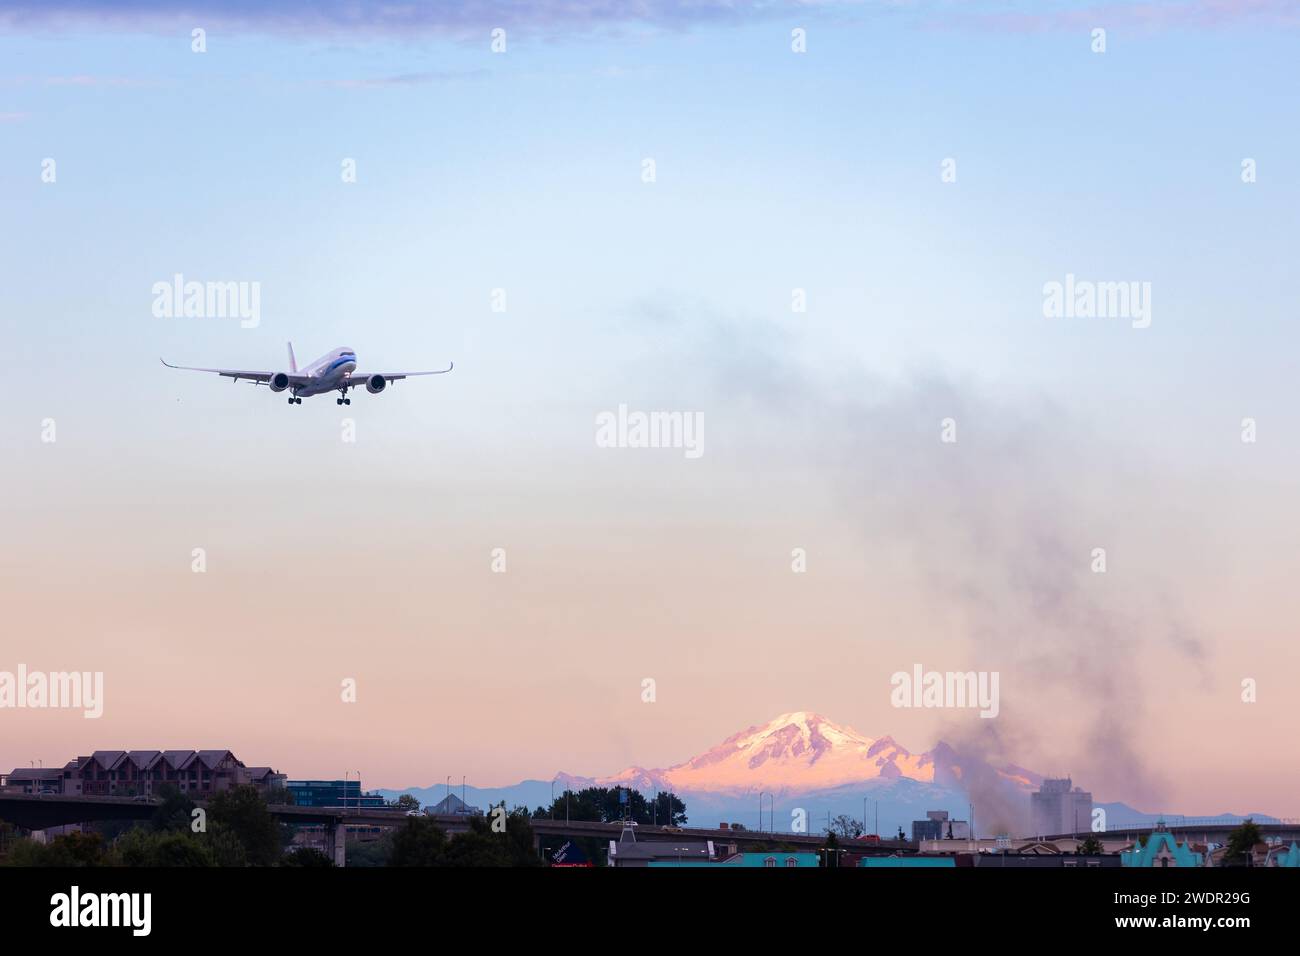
[1267,842,1300,868]
[1121,821,1204,868]
[728,852,820,868]
[858,856,955,868]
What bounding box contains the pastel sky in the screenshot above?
[1,1,1296,816]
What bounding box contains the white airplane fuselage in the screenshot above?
[291,346,357,397]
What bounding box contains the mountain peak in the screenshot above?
[580,713,1043,800]
[768,710,826,724]
[617,712,938,794]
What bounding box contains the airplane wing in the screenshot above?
[159,358,308,385]
[347,363,454,384]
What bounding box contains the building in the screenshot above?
[242,767,288,792]
[919,835,1130,857]
[1030,777,1093,835]
[426,792,482,815]
[1,768,65,795]
[609,823,715,867]
[973,854,1120,868]
[2,750,283,799]
[82,750,244,797]
[1267,842,1300,868]
[859,856,956,868]
[650,852,820,868]
[911,809,969,842]
[284,780,385,809]
[1205,838,1300,868]
[1121,821,1204,867]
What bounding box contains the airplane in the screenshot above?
[161,343,453,405]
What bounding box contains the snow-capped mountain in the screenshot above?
[556,711,1038,797]
[377,713,1263,836]
[381,712,1045,836]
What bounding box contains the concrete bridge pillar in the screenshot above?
[324,821,346,867]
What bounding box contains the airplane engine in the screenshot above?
[269,372,291,392]
[365,374,387,394]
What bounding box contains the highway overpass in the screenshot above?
[0,793,912,865]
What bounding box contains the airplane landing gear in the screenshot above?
[337,393,351,405]
[289,396,302,405]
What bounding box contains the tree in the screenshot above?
[647,791,688,827]
[146,831,216,867]
[389,817,451,866]
[2,838,55,866]
[1076,835,1104,856]
[114,827,215,867]
[50,831,110,866]
[94,819,136,842]
[535,787,603,823]
[535,787,686,826]
[828,815,864,839]
[389,794,421,813]
[438,809,541,867]
[346,831,395,867]
[387,809,543,867]
[822,830,841,868]
[1224,819,1262,867]
[204,823,248,867]
[3,831,109,867]
[207,785,281,866]
[151,784,196,832]
[501,806,541,865]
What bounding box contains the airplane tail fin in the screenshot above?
[287,342,297,373]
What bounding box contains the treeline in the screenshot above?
[0,787,543,868]
[531,787,686,826]
[383,807,539,866]
[0,785,298,867]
